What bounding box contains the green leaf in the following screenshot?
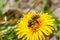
[0,11,3,18]
[44,6,52,14]
[56,29,60,38]
[3,28,17,40]
[0,25,7,31]
[0,0,5,10]
[12,0,22,7]
[0,0,5,18]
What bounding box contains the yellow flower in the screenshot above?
[15,11,54,40]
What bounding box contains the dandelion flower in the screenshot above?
[15,11,54,40]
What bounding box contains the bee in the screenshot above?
[28,15,40,27]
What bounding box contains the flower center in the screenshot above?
[28,15,40,31]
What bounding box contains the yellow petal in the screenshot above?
[18,33,24,39]
[42,26,53,33]
[22,36,27,40]
[38,30,45,40]
[34,32,38,40]
[31,33,35,40]
[46,26,54,30]
[26,37,29,40]
[26,32,32,40]
[39,27,50,36]
[16,31,20,35]
[15,28,20,31]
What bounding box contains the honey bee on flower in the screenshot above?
[15,11,54,40]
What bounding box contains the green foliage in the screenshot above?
[0,0,22,40]
[0,24,7,31]
[0,28,17,40]
[0,0,5,17]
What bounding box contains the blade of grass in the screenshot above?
[37,0,47,13]
[25,3,36,14]
[25,1,40,14]
[12,0,22,7]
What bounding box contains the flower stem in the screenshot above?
[12,0,22,7]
